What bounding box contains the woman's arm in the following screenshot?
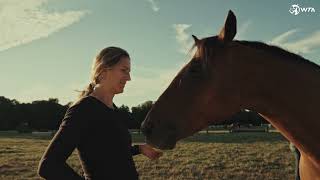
[38,105,86,180]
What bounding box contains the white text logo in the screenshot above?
[289,4,316,15]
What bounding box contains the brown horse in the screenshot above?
[141,10,320,179]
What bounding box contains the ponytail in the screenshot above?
[71,82,95,107]
[79,83,95,99]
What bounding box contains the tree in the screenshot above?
[0,96,159,131]
[131,101,153,129]
[118,105,130,113]
[211,109,268,126]
[117,104,136,128]
[0,96,21,130]
[28,98,66,131]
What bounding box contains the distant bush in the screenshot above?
[16,122,32,133]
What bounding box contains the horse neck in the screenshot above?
[231,45,320,166]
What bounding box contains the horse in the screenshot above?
[141,10,320,179]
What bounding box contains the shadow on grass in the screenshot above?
[182,132,288,143]
[0,131,53,140]
[132,132,287,144]
[0,131,288,144]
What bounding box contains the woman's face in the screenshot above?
[101,57,131,94]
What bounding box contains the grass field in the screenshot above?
[0,131,295,180]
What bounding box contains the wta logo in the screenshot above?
[289,4,316,15]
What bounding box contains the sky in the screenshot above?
[0,0,319,108]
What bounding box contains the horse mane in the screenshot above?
[190,37,319,71]
[235,40,320,70]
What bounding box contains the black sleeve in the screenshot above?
[131,145,141,156]
[38,105,86,180]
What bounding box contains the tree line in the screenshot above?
[0,96,153,132]
[0,96,267,132]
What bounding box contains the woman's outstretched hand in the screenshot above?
[139,144,163,160]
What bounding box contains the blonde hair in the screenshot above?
[74,47,129,104]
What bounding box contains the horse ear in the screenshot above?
[218,10,237,42]
[192,35,200,45]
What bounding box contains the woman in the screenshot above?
[38,47,162,180]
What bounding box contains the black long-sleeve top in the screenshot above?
[38,96,140,180]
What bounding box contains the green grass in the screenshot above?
[0,132,295,180]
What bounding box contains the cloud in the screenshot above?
[11,64,188,108]
[270,29,320,54]
[13,81,88,105]
[0,0,89,52]
[115,64,186,107]
[11,66,185,108]
[269,29,299,45]
[173,20,252,54]
[173,24,194,55]
[146,0,160,12]
[236,20,252,39]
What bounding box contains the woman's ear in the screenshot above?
[99,67,113,82]
[98,70,107,82]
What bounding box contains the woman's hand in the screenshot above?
[139,144,163,160]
